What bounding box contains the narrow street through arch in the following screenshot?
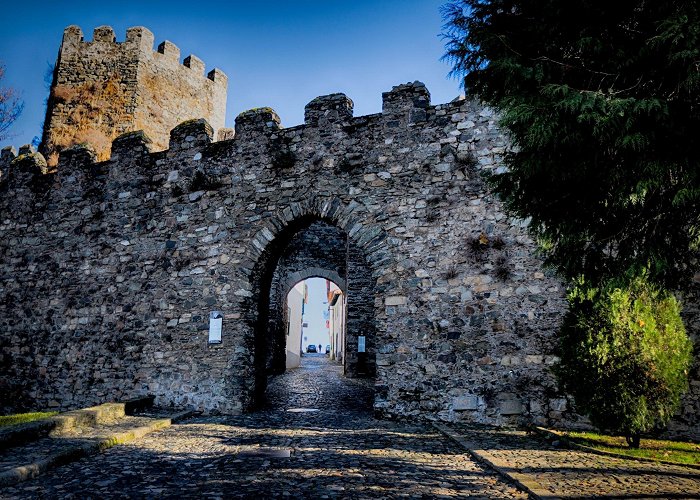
[250,217,379,410]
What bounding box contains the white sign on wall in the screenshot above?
[358,336,366,353]
[209,311,223,344]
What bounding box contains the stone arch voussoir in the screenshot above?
[283,268,347,297]
[246,196,393,281]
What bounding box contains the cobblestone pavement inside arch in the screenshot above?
[2,355,527,499]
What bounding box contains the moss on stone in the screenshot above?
[0,411,58,428]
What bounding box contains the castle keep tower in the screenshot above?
[41,25,228,164]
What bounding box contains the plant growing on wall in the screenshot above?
[271,149,296,170]
[494,255,510,281]
[467,232,489,258]
[44,73,130,165]
[188,170,222,192]
[556,273,692,447]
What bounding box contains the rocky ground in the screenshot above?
[2,354,698,499]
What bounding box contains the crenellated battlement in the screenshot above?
[38,24,438,179]
[2,81,469,199]
[58,25,227,86]
[41,25,228,167]
[304,93,354,127]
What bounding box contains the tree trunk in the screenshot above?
[625,433,641,448]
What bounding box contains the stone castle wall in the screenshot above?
[41,25,227,164]
[1,80,698,437]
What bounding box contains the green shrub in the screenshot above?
[556,273,693,447]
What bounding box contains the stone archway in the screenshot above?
[282,269,346,297]
[240,198,390,410]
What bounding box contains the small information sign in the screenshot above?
[209,311,223,344]
[358,336,366,353]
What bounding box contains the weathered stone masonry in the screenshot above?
[41,25,227,164]
[0,26,698,437]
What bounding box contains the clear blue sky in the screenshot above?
[300,278,330,349]
[0,0,461,150]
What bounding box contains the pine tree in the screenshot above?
[442,0,700,290]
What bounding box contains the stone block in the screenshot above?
[304,93,354,126]
[93,25,115,43]
[217,127,235,141]
[525,354,544,364]
[549,398,568,411]
[169,119,213,151]
[499,399,524,415]
[382,81,431,116]
[125,26,154,51]
[385,296,407,306]
[234,107,282,137]
[110,130,152,163]
[207,68,228,84]
[61,25,84,46]
[157,40,180,60]
[184,55,205,75]
[18,144,35,156]
[453,395,479,411]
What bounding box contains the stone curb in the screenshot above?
[432,423,560,500]
[51,403,127,436]
[1,397,157,451]
[532,426,700,471]
[0,410,193,488]
[0,420,56,451]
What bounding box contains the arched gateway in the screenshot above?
[243,205,386,408]
[1,25,698,438]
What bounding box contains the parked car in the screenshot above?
[325,345,331,354]
[306,344,317,353]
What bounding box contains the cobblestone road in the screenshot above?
[2,355,526,499]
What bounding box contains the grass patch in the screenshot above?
[565,431,700,465]
[0,411,58,428]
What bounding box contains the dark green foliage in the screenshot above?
[442,0,700,290]
[556,274,693,446]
